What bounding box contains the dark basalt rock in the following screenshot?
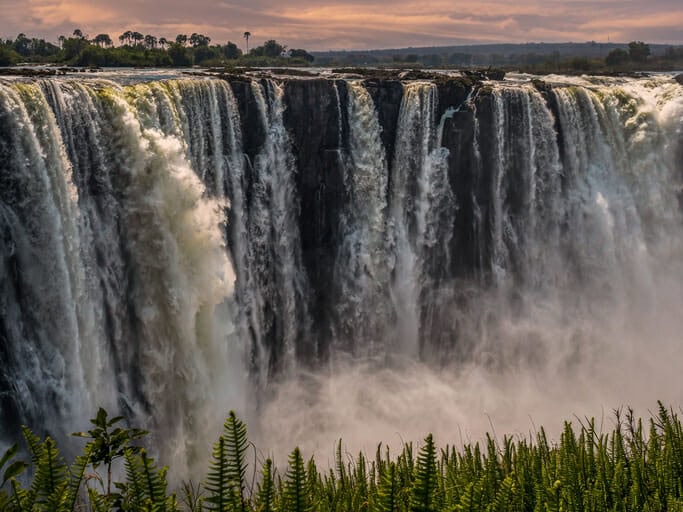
[675,74,683,85]
[226,77,266,164]
[463,68,506,81]
[363,79,403,172]
[0,67,58,77]
[531,79,551,95]
[282,79,347,360]
[435,78,472,120]
[438,84,497,283]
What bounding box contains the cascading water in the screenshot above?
[0,78,247,474]
[390,81,456,357]
[1,73,683,475]
[331,80,391,356]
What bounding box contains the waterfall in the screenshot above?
[390,81,455,357]
[0,79,247,474]
[331,80,391,356]
[1,73,683,473]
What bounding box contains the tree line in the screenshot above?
[316,41,683,73]
[0,29,314,67]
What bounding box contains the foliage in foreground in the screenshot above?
[2,403,683,511]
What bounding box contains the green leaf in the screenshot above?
[0,444,18,472]
[2,461,28,488]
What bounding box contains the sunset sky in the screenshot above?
[1,0,682,50]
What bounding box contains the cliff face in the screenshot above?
[275,77,477,361]
[1,74,681,460]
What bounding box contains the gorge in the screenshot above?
[1,71,682,476]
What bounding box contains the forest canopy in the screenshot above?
[0,29,314,67]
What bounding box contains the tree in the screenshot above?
[606,48,629,66]
[0,46,20,66]
[168,42,193,65]
[158,37,168,49]
[58,35,66,48]
[222,41,242,59]
[189,33,210,47]
[175,34,188,46]
[93,33,112,48]
[628,41,650,62]
[243,31,251,53]
[62,37,87,59]
[12,33,30,56]
[131,31,144,46]
[144,34,157,49]
[259,39,285,57]
[289,48,314,62]
[73,28,85,39]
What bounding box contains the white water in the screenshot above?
[1,74,683,476]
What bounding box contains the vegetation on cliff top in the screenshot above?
[2,30,682,74]
[0,29,314,68]
[2,403,683,511]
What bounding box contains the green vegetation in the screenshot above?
[0,30,313,68]
[316,41,683,74]
[2,403,683,510]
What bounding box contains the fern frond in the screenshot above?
[377,462,399,512]
[21,425,44,464]
[62,441,93,512]
[206,411,250,512]
[224,411,249,512]
[411,434,438,512]
[285,447,310,512]
[256,458,275,512]
[122,448,171,511]
[32,436,69,510]
[205,436,231,511]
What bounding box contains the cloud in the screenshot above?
[0,0,681,49]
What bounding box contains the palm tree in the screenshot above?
[158,37,168,49]
[243,31,251,53]
[58,35,66,48]
[93,34,112,47]
[144,34,157,49]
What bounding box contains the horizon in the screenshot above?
[1,0,682,51]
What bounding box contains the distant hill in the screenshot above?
[312,42,679,67]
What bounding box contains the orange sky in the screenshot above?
[1,0,682,50]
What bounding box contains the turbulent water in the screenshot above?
[1,73,682,476]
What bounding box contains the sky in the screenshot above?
[1,0,682,50]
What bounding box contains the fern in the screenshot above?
[411,434,438,512]
[181,481,205,512]
[1,444,27,490]
[87,486,112,512]
[206,411,249,512]
[255,458,275,512]
[285,447,310,512]
[122,448,174,511]
[224,411,249,512]
[206,436,231,511]
[488,475,515,512]
[377,462,400,512]
[62,442,94,512]
[29,435,69,511]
